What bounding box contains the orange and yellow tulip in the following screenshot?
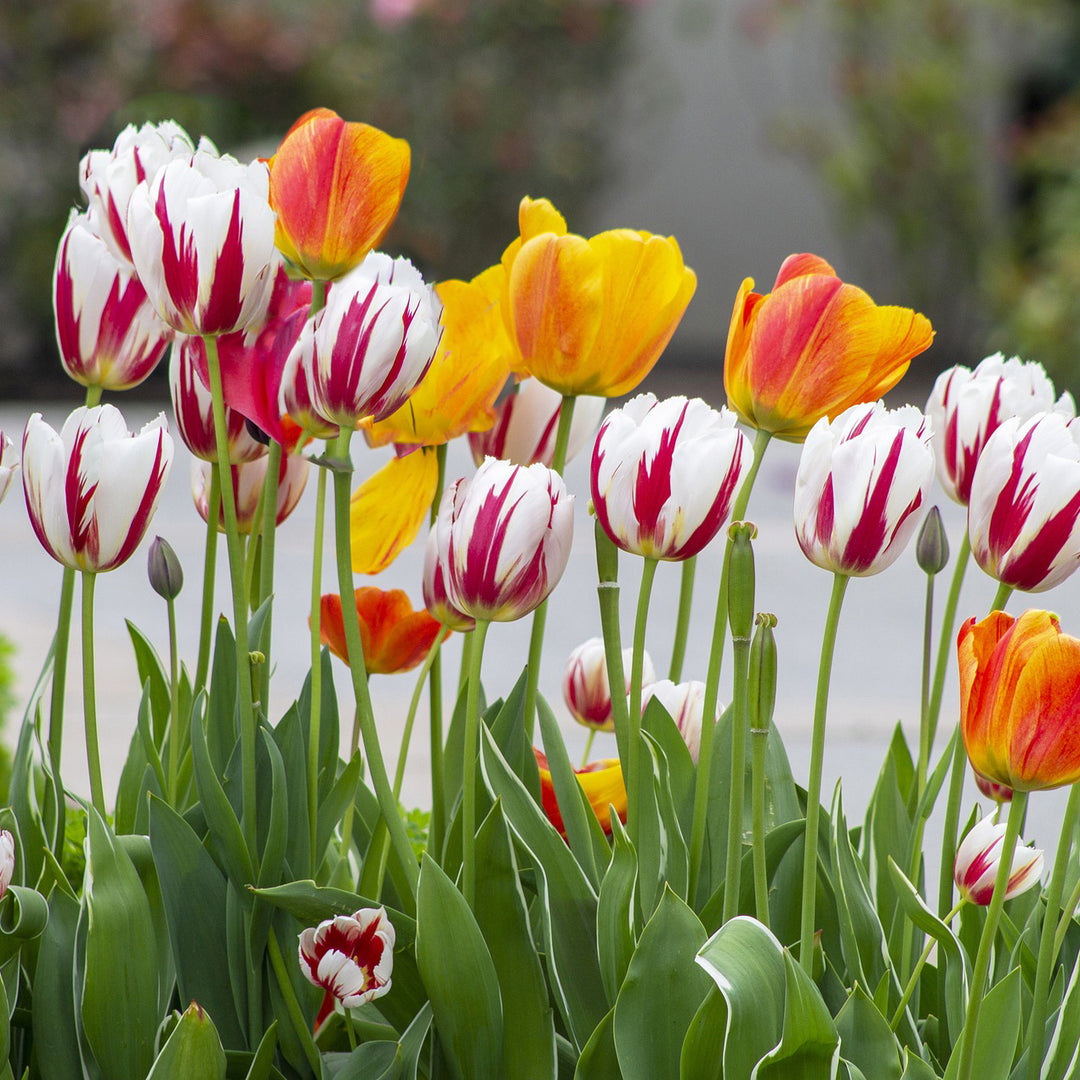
[502,196,696,397]
[268,108,410,282]
[723,253,934,442]
[535,749,627,837]
[958,609,1080,791]
[317,587,442,674]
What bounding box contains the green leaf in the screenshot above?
[31,890,82,1079]
[942,968,1021,1080]
[1040,946,1080,1080]
[597,814,639,1006]
[635,731,689,918]
[317,753,362,858]
[146,1002,227,1080]
[640,695,696,838]
[333,1041,402,1080]
[0,884,48,943]
[398,1003,433,1080]
[900,1048,940,1079]
[835,983,902,1080]
[415,854,503,1080]
[680,987,725,1080]
[243,1022,279,1080]
[270,705,310,879]
[574,1008,620,1080]
[207,618,239,776]
[126,619,171,746]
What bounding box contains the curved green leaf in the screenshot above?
[597,815,638,1005]
[146,1003,227,1080]
[574,1008,620,1080]
[942,968,1020,1080]
[835,983,902,1080]
[32,889,81,1079]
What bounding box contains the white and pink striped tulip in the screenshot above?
[564,637,655,733]
[926,352,1074,506]
[22,405,173,572]
[53,212,172,391]
[591,394,752,561]
[192,453,309,535]
[641,679,712,763]
[438,457,573,622]
[967,411,1080,592]
[421,521,474,632]
[953,814,1043,906]
[126,147,279,336]
[794,401,934,576]
[0,830,13,901]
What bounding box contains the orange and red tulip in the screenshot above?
[958,609,1080,791]
[534,749,626,837]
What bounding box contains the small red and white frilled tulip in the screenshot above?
[0,432,18,506]
[0,830,13,900]
[298,906,395,1028]
[794,401,935,576]
[23,405,173,572]
[437,457,573,622]
[967,411,1080,592]
[591,394,752,561]
[468,379,605,468]
[53,212,173,391]
[78,119,196,266]
[953,813,1043,906]
[926,352,1075,506]
[126,146,279,337]
[284,252,441,430]
[564,637,655,733]
[421,522,474,632]
[641,679,711,763]
[192,453,309,535]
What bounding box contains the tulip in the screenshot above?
[503,195,696,397]
[967,411,1080,592]
[953,813,1043,905]
[126,146,279,337]
[23,405,173,572]
[192,453,309,535]
[269,108,410,282]
[724,253,934,442]
[0,830,13,900]
[422,523,475,632]
[285,253,441,430]
[591,393,753,561]
[794,401,934,576]
[926,352,1075,506]
[438,457,574,622]
[298,906,395,1029]
[564,637,655,733]
[469,377,605,468]
[0,432,18,506]
[958,609,1080,791]
[534,749,626,836]
[641,679,711,763]
[53,212,172,391]
[147,536,183,601]
[973,769,1013,805]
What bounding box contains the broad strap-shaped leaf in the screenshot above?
[145,1003,227,1080]
[1038,946,1080,1080]
[574,1007,620,1080]
[31,890,82,1079]
[597,815,639,1006]
[680,987,725,1080]
[900,1049,940,1079]
[636,732,689,918]
[941,968,1021,1080]
[835,983,902,1080]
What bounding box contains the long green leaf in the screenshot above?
[574,1008,620,1080]
[597,815,638,1006]
[146,1003,227,1080]
[942,968,1021,1080]
[835,983,902,1080]
[31,890,81,1079]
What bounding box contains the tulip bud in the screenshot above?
[727,522,757,642]
[916,505,949,575]
[564,638,656,733]
[749,613,778,734]
[973,768,1013,805]
[148,536,183,601]
[953,814,1043,905]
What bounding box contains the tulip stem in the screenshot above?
[581,729,597,769]
[689,427,771,904]
[307,461,329,874]
[595,524,630,768]
[668,556,697,682]
[926,532,970,750]
[166,590,181,805]
[1027,782,1080,1080]
[955,790,1028,1080]
[798,571,849,975]
[627,558,658,851]
[1055,874,1080,957]
[194,465,221,694]
[395,628,450,802]
[751,723,770,925]
[256,438,282,706]
[429,443,448,863]
[80,571,106,817]
[265,926,323,1078]
[990,581,1013,612]
[890,899,965,1031]
[724,617,752,922]
[46,566,76,851]
[463,618,491,908]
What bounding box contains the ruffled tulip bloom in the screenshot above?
[317,587,442,674]
[468,378,605,468]
[641,679,711,763]
[967,412,1080,592]
[422,523,475,632]
[926,353,1075,506]
[794,401,934,576]
[269,108,410,282]
[0,432,18,506]
[23,406,173,572]
[79,119,196,265]
[958,609,1080,791]
[298,907,395,1029]
[53,212,172,391]
[0,830,14,900]
[953,814,1043,905]
[285,253,440,429]
[591,394,752,561]
[534,749,626,837]
[438,457,573,622]
[192,454,309,534]
[503,196,696,396]
[127,147,279,336]
[563,638,655,733]
[724,253,934,442]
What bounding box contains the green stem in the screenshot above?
[1054,875,1080,958]
[955,791,1029,1080]
[428,445,448,861]
[668,556,696,682]
[167,594,181,805]
[81,571,105,817]
[307,460,329,874]
[891,899,964,1031]
[266,927,323,1077]
[627,558,659,850]
[47,566,76,850]
[990,581,1013,612]
[751,724,769,925]
[595,524,629,768]
[194,465,221,693]
[1027,782,1080,1080]
[581,728,597,768]
[724,625,751,922]
[798,571,849,974]
[395,629,449,801]
[458,630,473,698]
[918,572,934,801]
[257,439,282,705]
[462,618,491,908]
[310,278,327,316]
[927,533,970,749]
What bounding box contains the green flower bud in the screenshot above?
[147,536,183,601]
[728,521,757,642]
[916,506,949,576]
[749,613,777,733]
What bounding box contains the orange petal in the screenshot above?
[315,593,350,664]
[354,587,442,674]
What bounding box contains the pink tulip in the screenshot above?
[421,522,474,632]
[564,638,655,733]
[954,814,1043,906]
[192,454,309,535]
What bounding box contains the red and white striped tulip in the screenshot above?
[284,253,440,430]
[53,212,172,391]
[23,405,173,572]
[421,522,474,632]
[794,401,934,576]
[564,637,655,733]
[0,830,13,901]
[967,411,1080,592]
[126,147,279,336]
[591,394,752,561]
[926,352,1074,506]
[437,457,573,622]
[468,378,605,468]
[641,679,711,763]
[192,453,309,535]
[0,432,18,507]
[953,814,1043,906]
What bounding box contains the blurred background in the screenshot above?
[5,0,1080,398]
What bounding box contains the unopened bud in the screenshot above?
[973,768,1013,805]
[916,506,949,576]
[148,536,183,601]
[749,613,777,733]
[727,522,757,642]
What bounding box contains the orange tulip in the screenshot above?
[268,108,410,282]
[534,749,627,837]
[503,196,696,397]
[958,609,1080,791]
[723,253,934,442]
[317,587,442,674]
